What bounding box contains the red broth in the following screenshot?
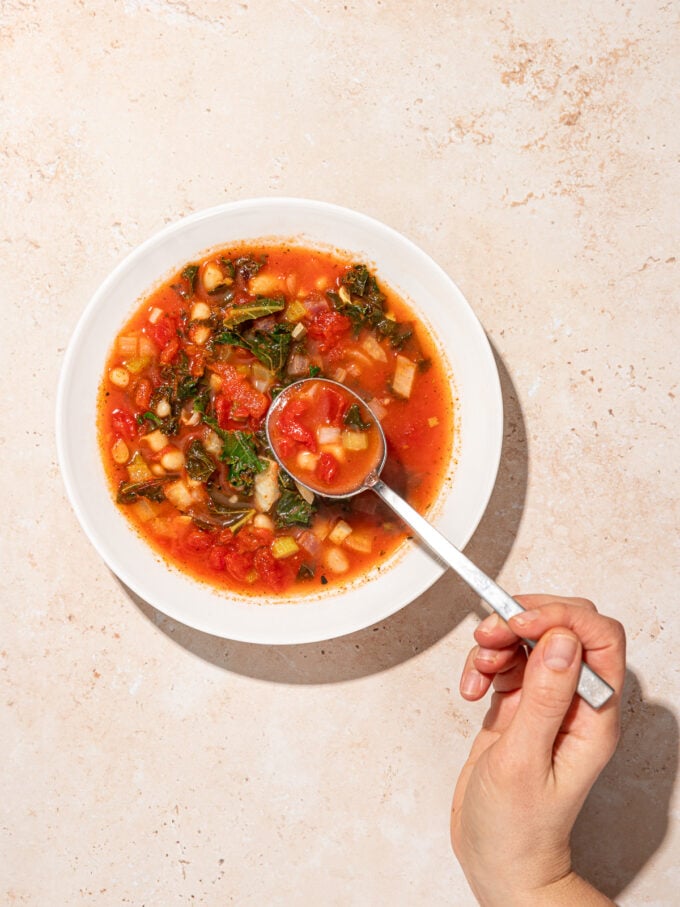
[98,244,454,595]
[268,380,384,496]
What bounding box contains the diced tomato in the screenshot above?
[211,364,269,427]
[208,545,228,571]
[111,408,138,441]
[316,452,339,484]
[317,387,347,425]
[236,526,275,552]
[134,378,153,410]
[147,316,177,349]
[278,397,316,450]
[253,546,286,591]
[159,336,180,365]
[185,529,214,552]
[224,550,255,583]
[306,310,352,352]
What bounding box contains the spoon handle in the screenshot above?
[371,480,614,710]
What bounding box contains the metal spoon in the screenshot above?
[266,378,614,709]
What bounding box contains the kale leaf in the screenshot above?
[243,324,292,376]
[234,255,266,280]
[182,264,199,291]
[117,478,168,505]
[185,439,216,482]
[223,297,286,328]
[275,489,315,528]
[342,264,370,296]
[343,403,373,432]
[219,430,266,492]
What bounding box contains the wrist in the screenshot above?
[474,871,614,907]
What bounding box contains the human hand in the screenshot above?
[451,595,626,906]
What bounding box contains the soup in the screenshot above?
[98,245,453,595]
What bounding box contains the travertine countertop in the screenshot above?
[2,2,678,904]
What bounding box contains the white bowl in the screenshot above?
[56,198,502,644]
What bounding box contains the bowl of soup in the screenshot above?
[56,198,502,643]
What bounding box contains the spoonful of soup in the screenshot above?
[267,378,614,710]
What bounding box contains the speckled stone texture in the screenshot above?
[1,2,678,904]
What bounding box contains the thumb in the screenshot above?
[499,629,582,771]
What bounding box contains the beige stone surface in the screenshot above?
[2,1,678,904]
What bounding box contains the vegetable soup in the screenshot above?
[98,245,454,595]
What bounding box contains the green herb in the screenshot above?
[234,255,266,280]
[297,563,315,580]
[343,403,372,432]
[243,324,292,376]
[135,411,163,428]
[275,489,315,528]
[185,439,216,482]
[320,575,328,585]
[116,478,167,505]
[218,430,266,492]
[182,264,199,290]
[342,264,370,296]
[223,297,286,328]
[218,257,236,279]
[376,319,413,349]
[212,328,248,348]
[176,374,200,402]
[308,365,321,378]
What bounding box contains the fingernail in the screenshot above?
[543,633,578,671]
[461,669,485,697]
[474,647,498,667]
[511,610,539,627]
[479,613,504,634]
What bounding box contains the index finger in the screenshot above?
[475,595,597,650]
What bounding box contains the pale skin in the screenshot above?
[451,595,626,907]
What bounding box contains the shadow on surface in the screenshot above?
[125,345,528,683]
[572,669,678,900]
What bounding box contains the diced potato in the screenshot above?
[318,426,340,445]
[291,322,306,340]
[164,479,193,511]
[271,536,300,559]
[209,373,223,391]
[324,546,349,574]
[132,498,157,523]
[111,438,129,464]
[344,533,373,554]
[202,262,226,293]
[294,481,315,505]
[392,355,416,399]
[138,335,157,358]
[254,459,281,513]
[253,513,275,531]
[148,307,163,324]
[117,334,138,357]
[191,325,211,346]
[341,430,368,451]
[155,399,171,418]
[312,517,331,541]
[142,429,168,453]
[285,299,307,322]
[191,301,211,320]
[297,450,319,471]
[428,416,439,428]
[328,520,352,545]
[149,517,175,538]
[251,362,273,393]
[320,443,346,463]
[338,285,352,304]
[203,429,222,457]
[362,334,388,363]
[127,451,152,482]
[248,272,281,295]
[160,448,185,471]
[109,366,130,389]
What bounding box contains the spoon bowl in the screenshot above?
[267,378,615,710]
